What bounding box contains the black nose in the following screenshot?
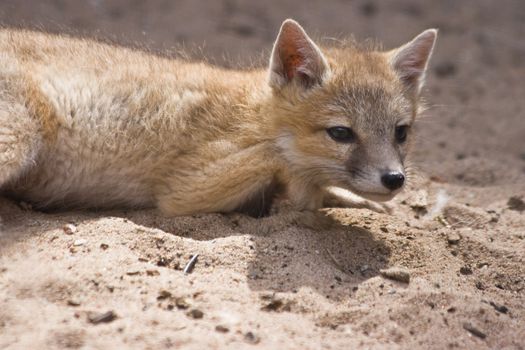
[381,172,405,191]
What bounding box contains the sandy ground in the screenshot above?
[1,0,525,349]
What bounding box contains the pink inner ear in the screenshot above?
[278,28,309,81]
[283,53,303,80]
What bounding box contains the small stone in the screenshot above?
[156,257,172,267]
[88,311,117,324]
[157,290,172,300]
[63,224,77,235]
[174,297,190,310]
[100,243,109,250]
[489,301,508,314]
[146,269,160,276]
[463,322,486,339]
[73,239,86,246]
[447,232,461,245]
[67,299,81,307]
[244,331,260,344]
[475,281,485,290]
[126,270,140,276]
[186,309,204,319]
[460,265,473,275]
[380,267,410,283]
[215,325,229,333]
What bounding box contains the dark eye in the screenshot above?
[395,125,410,143]
[327,127,355,143]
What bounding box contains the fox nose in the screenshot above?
[381,171,405,191]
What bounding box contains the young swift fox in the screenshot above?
[0,20,437,217]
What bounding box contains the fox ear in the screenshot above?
[269,19,330,90]
[389,29,437,95]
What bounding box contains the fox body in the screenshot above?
[0,20,436,217]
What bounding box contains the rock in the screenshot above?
[157,290,172,300]
[447,232,461,244]
[73,239,86,246]
[174,297,190,310]
[215,325,229,333]
[463,322,486,339]
[63,224,77,235]
[489,301,509,314]
[460,265,473,275]
[67,299,81,307]
[186,309,204,319]
[88,311,117,324]
[244,331,260,344]
[380,267,410,283]
[359,265,370,274]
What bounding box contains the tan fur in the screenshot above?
[0,21,437,216]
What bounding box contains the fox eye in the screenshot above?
[395,125,410,143]
[327,127,355,143]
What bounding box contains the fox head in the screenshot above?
[269,19,437,202]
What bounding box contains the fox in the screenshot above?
[0,19,437,218]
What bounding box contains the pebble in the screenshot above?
[67,299,81,307]
[489,301,509,314]
[380,267,410,283]
[463,322,486,339]
[186,309,204,319]
[215,325,229,333]
[157,290,172,300]
[63,224,77,235]
[88,311,117,324]
[447,232,461,245]
[460,265,473,275]
[73,239,86,246]
[244,331,260,344]
[175,297,190,310]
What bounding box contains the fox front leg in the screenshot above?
[155,143,283,217]
[323,186,393,214]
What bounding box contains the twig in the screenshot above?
[183,254,199,274]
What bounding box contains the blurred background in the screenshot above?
[0,0,524,188]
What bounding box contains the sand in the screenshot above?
[0,0,524,349]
